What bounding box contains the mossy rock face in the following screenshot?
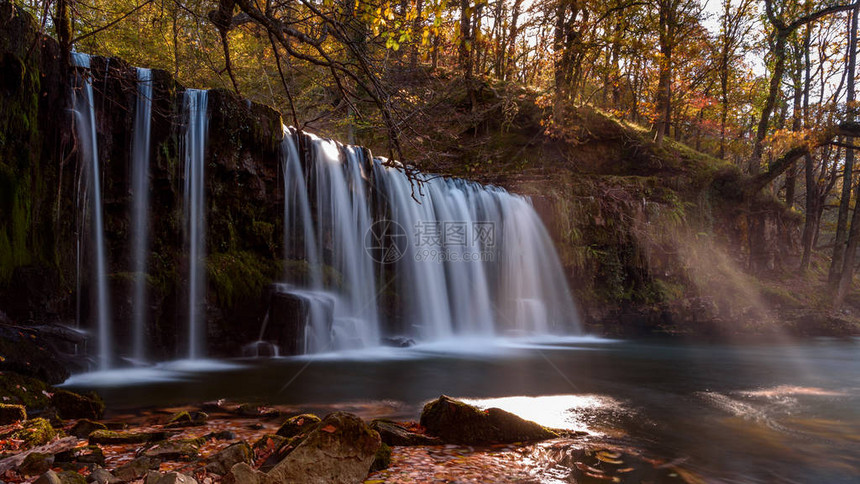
[51,390,104,420]
[5,417,58,447]
[88,429,168,445]
[369,442,391,472]
[275,413,321,438]
[420,395,557,445]
[0,402,26,424]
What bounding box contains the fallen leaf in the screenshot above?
[320,425,336,433]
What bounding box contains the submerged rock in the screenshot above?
[205,429,237,441]
[420,395,558,444]
[89,429,168,445]
[380,336,415,348]
[0,402,26,424]
[165,411,208,428]
[275,413,320,438]
[204,441,253,475]
[369,419,441,446]
[69,419,107,438]
[139,438,202,461]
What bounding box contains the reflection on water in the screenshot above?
[462,395,622,434]
[63,337,860,483]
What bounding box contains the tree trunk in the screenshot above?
[830,5,858,286]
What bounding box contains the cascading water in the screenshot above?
[130,68,153,361]
[72,53,113,370]
[271,127,581,355]
[182,90,209,360]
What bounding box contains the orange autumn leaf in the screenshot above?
[320,425,336,433]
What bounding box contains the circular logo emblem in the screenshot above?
[364,220,408,264]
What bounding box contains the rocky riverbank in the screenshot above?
[0,389,698,484]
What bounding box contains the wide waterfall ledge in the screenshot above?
[67,54,585,373]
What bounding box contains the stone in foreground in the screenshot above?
[420,395,558,444]
[204,441,253,475]
[223,412,380,484]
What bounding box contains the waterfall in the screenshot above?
[182,90,209,360]
[72,53,113,370]
[274,128,581,354]
[130,68,153,361]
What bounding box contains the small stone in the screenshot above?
[55,445,105,466]
[18,452,54,476]
[34,470,61,484]
[221,463,273,484]
[113,456,161,482]
[140,438,202,461]
[164,411,207,428]
[370,419,442,446]
[88,466,118,484]
[203,441,253,475]
[70,419,107,438]
[275,413,320,438]
[0,403,26,424]
[144,472,197,484]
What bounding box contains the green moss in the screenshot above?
[7,418,58,447]
[370,442,391,472]
[0,372,52,409]
[207,251,276,309]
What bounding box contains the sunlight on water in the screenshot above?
[462,394,621,434]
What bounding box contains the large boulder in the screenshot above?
[267,412,380,483]
[224,412,380,484]
[266,290,334,355]
[420,395,558,444]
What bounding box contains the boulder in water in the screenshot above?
[267,411,381,483]
[267,290,334,355]
[420,395,558,444]
[164,410,207,428]
[369,419,441,446]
